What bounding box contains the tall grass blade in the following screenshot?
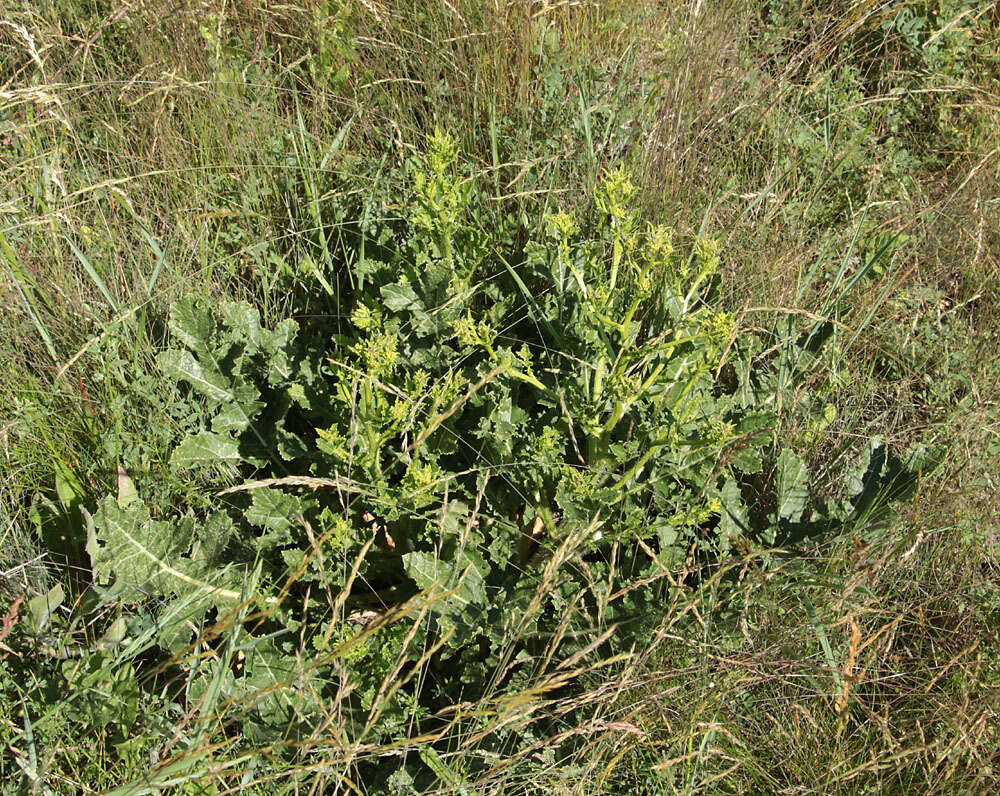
[64,235,118,312]
[0,231,58,362]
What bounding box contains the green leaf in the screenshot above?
[718,477,749,543]
[117,466,139,508]
[245,488,302,550]
[54,463,84,510]
[404,550,486,609]
[732,448,763,474]
[61,653,140,730]
[261,318,298,356]
[28,584,64,631]
[219,301,265,350]
[171,432,241,468]
[168,296,214,353]
[157,349,232,402]
[196,511,235,566]
[776,449,809,523]
[736,412,777,436]
[86,497,239,607]
[381,281,423,313]
[381,282,434,332]
[211,403,252,434]
[403,551,439,592]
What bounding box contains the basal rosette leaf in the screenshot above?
[85,496,241,611]
[776,449,810,523]
[167,294,215,354]
[156,348,233,404]
[404,548,488,637]
[158,298,316,473]
[170,431,243,468]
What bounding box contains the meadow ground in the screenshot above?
[1,1,998,793]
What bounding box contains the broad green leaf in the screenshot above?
[404,551,441,593]
[736,412,777,436]
[157,349,232,402]
[718,477,749,543]
[219,301,264,350]
[245,488,302,550]
[776,449,809,523]
[404,550,486,609]
[196,511,235,566]
[87,497,239,607]
[168,296,214,353]
[438,500,471,536]
[732,448,763,474]
[171,432,241,468]
[261,319,298,383]
[381,281,423,313]
[28,584,64,630]
[211,403,252,434]
[117,466,139,507]
[382,282,435,332]
[54,463,84,510]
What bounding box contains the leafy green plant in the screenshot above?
[4,0,993,787]
[72,133,937,786]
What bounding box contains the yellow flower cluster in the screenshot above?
[357,330,398,378]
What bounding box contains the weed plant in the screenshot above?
[1,0,998,792]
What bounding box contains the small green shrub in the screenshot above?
[73,133,935,784]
